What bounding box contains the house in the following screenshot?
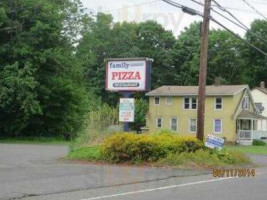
[251,81,267,139]
[145,84,267,145]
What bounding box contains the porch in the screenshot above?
[236,110,267,145]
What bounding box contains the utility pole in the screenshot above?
[197,0,211,141]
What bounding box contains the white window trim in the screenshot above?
[169,117,178,132]
[214,97,223,111]
[213,119,223,134]
[188,118,197,133]
[165,96,173,106]
[154,97,160,105]
[156,117,162,128]
[183,97,198,110]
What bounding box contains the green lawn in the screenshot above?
[0,137,69,145]
[67,146,102,161]
[226,145,267,155]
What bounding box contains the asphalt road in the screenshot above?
[0,144,266,200]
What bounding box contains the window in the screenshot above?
[165,97,172,105]
[154,97,160,105]
[184,98,190,109]
[242,96,249,110]
[215,97,223,110]
[184,97,197,109]
[170,118,178,131]
[156,118,162,128]
[214,119,222,133]
[189,119,197,133]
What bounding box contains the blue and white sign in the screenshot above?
[205,134,225,150]
[119,98,135,122]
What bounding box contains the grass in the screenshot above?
[156,149,251,169]
[67,146,102,161]
[226,145,267,155]
[67,146,251,169]
[0,137,69,145]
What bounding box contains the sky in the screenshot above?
[82,0,267,37]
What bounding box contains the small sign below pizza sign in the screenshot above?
[119,98,134,122]
[106,58,152,91]
[205,134,225,150]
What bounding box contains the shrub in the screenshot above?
[157,149,250,168]
[101,132,203,163]
[253,139,266,146]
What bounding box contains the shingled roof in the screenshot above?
[253,87,267,95]
[146,85,247,96]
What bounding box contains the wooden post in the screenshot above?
[197,0,211,141]
[251,119,254,141]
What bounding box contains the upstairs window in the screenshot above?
[184,97,197,109]
[242,96,249,110]
[215,97,223,110]
[165,97,172,105]
[154,97,160,105]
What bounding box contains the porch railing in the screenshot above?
[237,130,252,140]
[238,130,267,140]
[253,131,267,140]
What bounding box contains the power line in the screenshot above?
[210,0,267,45]
[241,0,267,19]
[162,0,267,56]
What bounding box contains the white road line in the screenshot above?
[81,171,267,200]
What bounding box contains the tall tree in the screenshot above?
[0,0,87,137]
[243,20,267,87]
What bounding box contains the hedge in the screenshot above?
[101,132,203,163]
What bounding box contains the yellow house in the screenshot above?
[145,85,267,145]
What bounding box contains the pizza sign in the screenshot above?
[106,59,151,91]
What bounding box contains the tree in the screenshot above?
[0,0,87,137]
[208,29,245,85]
[242,20,267,87]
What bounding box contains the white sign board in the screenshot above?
[119,98,135,122]
[205,134,225,150]
[106,60,147,91]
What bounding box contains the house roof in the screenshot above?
[146,85,247,96]
[237,110,267,120]
[253,87,267,95]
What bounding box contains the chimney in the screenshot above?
[260,81,265,88]
[214,77,221,86]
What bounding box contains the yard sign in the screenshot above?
[205,134,225,150]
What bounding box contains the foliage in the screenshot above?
[67,146,102,161]
[253,139,266,146]
[101,132,203,163]
[71,102,121,150]
[0,0,88,138]
[157,148,250,168]
[131,98,148,132]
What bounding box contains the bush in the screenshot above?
[157,149,250,168]
[101,132,203,163]
[253,139,266,146]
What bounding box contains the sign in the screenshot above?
[119,98,135,122]
[205,134,225,150]
[106,58,151,91]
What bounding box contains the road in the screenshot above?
[0,144,266,200]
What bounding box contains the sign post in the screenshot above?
[105,58,152,132]
[205,134,225,150]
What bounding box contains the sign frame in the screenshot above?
[105,58,152,92]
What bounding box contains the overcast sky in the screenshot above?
[82,0,267,37]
